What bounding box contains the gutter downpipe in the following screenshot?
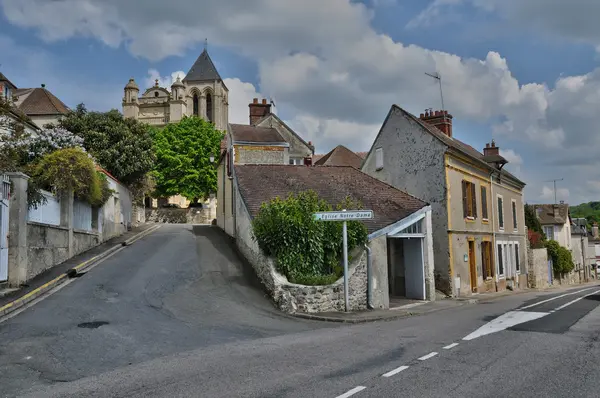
[490,170,498,292]
[365,244,374,309]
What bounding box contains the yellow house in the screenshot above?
[362,105,527,297]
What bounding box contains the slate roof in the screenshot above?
[532,204,570,225]
[183,49,223,83]
[235,165,428,234]
[314,145,364,168]
[230,124,286,144]
[393,105,525,187]
[14,87,69,116]
[0,72,17,89]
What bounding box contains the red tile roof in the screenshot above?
[314,145,364,168]
[235,165,428,233]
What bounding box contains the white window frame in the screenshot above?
[511,199,518,232]
[497,242,505,278]
[289,157,303,165]
[375,147,383,171]
[544,225,555,241]
[496,239,521,279]
[497,194,504,231]
[515,243,520,275]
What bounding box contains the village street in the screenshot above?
[0,225,597,397]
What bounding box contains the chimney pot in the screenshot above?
[262,98,267,105]
[249,97,272,125]
[483,140,500,157]
[420,109,453,138]
[486,143,490,148]
[253,98,258,104]
[420,113,425,118]
[435,110,440,116]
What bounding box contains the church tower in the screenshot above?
[182,49,229,131]
[122,78,139,119]
[169,76,186,123]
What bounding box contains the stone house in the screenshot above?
[532,203,571,249]
[122,49,228,131]
[361,105,527,297]
[313,145,364,168]
[216,163,435,313]
[13,85,69,129]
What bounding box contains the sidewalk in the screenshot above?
[291,299,465,323]
[0,224,159,311]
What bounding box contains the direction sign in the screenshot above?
[313,210,373,221]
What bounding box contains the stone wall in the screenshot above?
[235,145,286,164]
[233,181,368,313]
[27,223,70,280]
[527,247,549,289]
[145,206,215,224]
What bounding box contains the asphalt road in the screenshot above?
[5,225,600,397]
[0,225,327,397]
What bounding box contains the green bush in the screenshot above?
[31,148,112,207]
[545,240,575,274]
[252,190,368,286]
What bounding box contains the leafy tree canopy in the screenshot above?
[570,201,600,227]
[524,203,544,235]
[57,104,155,188]
[151,116,224,201]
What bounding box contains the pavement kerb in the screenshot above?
[0,224,161,319]
[290,302,465,324]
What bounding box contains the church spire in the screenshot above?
[183,46,222,83]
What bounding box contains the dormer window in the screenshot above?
[154,92,159,97]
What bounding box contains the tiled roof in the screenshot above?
[393,106,524,186]
[532,204,569,225]
[0,72,17,89]
[314,145,363,168]
[15,87,69,116]
[356,152,367,159]
[235,165,428,233]
[230,124,286,144]
[183,49,223,83]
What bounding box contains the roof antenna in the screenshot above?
[425,71,445,112]
[204,38,208,51]
[544,178,564,205]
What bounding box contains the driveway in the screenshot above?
[0,224,327,397]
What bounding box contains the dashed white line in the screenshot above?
[382,365,409,377]
[335,386,367,398]
[418,352,438,361]
[443,343,459,350]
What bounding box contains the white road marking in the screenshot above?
[418,352,438,361]
[382,365,409,377]
[443,343,459,350]
[335,386,366,398]
[553,289,600,311]
[462,310,548,341]
[519,287,594,310]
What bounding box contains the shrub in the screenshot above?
[31,148,112,207]
[545,240,575,274]
[252,190,368,286]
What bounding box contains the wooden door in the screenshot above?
[469,240,477,293]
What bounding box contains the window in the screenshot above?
[289,158,303,165]
[497,196,504,229]
[206,93,213,123]
[375,148,383,170]
[154,91,159,97]
[481,186,488,220]
[512,200,518,230]
[481,241,494,279]
[497,244,504,275]
[193,94,199,116]
[515,244,520,273]
[462,180,477,219]
[544,225,555,241]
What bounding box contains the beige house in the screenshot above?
[122,49,228,131]
[533,204,571,249]
[362,106,527,297]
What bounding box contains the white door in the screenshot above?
[404,238,426,300]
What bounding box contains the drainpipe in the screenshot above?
[364,244,374,310]
[489,170,498,292]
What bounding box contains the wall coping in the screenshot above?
[27,221,68,231]
[73,228,100,236]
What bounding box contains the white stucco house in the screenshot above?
[533,203,571,249]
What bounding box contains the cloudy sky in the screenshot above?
[1,0,599,204]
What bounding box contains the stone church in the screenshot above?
[122,49,228,131]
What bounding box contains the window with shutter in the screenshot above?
[481,186,488,220]
[471,182,477,219]
[512,200,517,230]
[462,181,468,218]
[498,196,504,229]
[462,180,476,219]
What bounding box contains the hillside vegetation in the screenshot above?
[569,202,600,225]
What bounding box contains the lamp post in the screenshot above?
[209,153,215,163]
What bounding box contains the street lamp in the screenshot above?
[209,153,215,163]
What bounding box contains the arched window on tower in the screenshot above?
[206,93,213,123]
[193,94,199,116]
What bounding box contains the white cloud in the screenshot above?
[541,186,570,202]
[144,69,185,91]
[4,0,600,202]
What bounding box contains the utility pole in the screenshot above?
[544,178,564,204]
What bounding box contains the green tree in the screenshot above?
[57,104,155,190]
[524,203,544,235]
[151,116,224,201]
[252,191,368,286]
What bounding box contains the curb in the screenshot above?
[290,303,464,324]
[0,225,161,319]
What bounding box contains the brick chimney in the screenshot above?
[249,98,272,125]
[483,140,500,157]
[419,110,453,137]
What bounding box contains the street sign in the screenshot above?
[313,210,373,221]
[313,209,374,312]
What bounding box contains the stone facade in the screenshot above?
[235,145,286,165]
[146,204,216,224]
[527,247,550,289]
